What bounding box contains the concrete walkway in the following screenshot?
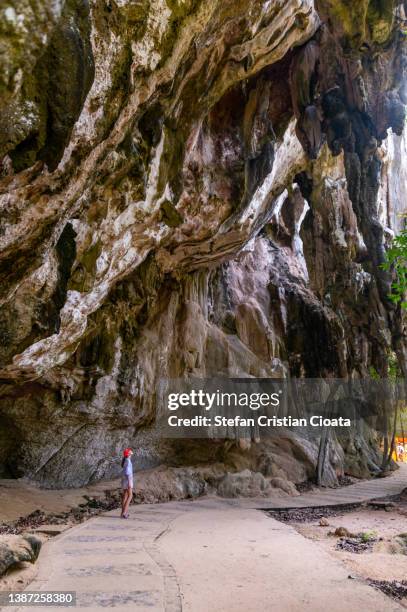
[8,465,406,612]
[246,462,407,510]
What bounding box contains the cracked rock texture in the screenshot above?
[0,0,406,490]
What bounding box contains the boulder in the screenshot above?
[217,470,271,498]
[0,534,42,576]
[269,477,300,497]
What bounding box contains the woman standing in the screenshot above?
[121,448,134,518]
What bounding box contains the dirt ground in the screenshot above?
[290,504,407,606]
[0,478,121,524]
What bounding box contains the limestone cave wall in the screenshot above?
[0,0,406,490]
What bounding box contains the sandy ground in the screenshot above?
[0,478,120,523]
[295,507,407,605]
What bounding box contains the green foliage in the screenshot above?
[369,366,380,380]
[381,229,407,309]
[369,351,400,379]
[360,530,377,543]
[387,351,400,379]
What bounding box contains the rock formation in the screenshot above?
[0,0,406,490]
[0,534,41,576]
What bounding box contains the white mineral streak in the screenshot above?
[232,120,306,228]
[0,1,320,381]
[131,0,171,72]
[91,336,123,410]
[9,235,150,376]
[293,196,310,282]
[50,0,63,18]
[0,0,218,259]
[378,129,407,233]
[0,255,57,309]
[69,219,93,258]
[179,0,319,112]
[156,120,308,272]
[59,25,119,158]
[230,0,317,63]
[8,142,176,377]
[143,131,166,211]
[0,0,316,260]
[4,7,17,24]
[248,0,273,37]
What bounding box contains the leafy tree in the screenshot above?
[381,229,407,309]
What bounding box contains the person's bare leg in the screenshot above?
[123,488,133,516]
[121,490,128,516]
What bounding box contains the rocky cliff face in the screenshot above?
[0,0,406,491]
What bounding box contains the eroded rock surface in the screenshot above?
[0,0,406,489]
[0,534,41,575]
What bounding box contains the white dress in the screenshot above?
[121,457,134,489]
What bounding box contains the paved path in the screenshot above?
[246,462,407,509]
[8,465,406,612]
